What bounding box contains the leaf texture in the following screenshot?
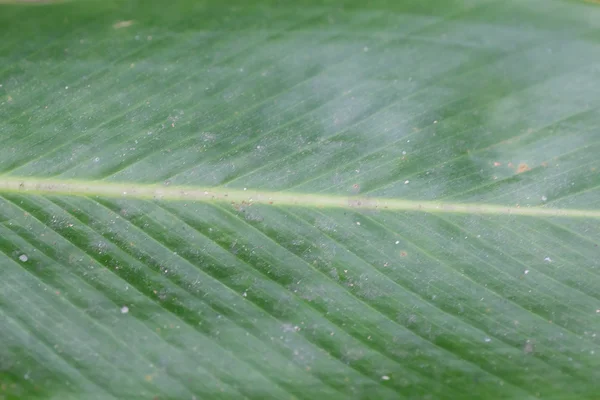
[1,0,600,399]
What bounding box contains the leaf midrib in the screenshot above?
[1,177,598,218]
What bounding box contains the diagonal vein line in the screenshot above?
[544,171,600,206]
[292,208,593,384]
[0,207,246,399]
[278,208,590,392]
[2,11,326,174]
[97,0,493,184]
[49,196,358,400]
[0,8,101,78]
[541,218,600,253]
[1,176,600,218]
[226,33,598,191]
[209,204,534,395]
[0,195,285,400]
[202,54,521,187]
[368,210,600,348]
[21,27,353,177]
[358,108,599,199]
[433,214,600,324]
[350,213,599,380]
[493,217,600,280]
[5,8,329,140]
[1,5,332,132]
[0,19,173,130]
[392,128,598,203]
[160,53,491,186]
[321,67,600,198]
[439,137,600,202]
[215,202,539,397]
[0,300,117,399]
[0,261,167,399]
[155,201,446,397]
[95,12,482,183]
[92,197,408,398]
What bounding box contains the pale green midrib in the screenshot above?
[1,177,599,218]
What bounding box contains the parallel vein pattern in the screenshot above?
[1,0,600,399]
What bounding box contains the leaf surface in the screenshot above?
[1,0,600,399]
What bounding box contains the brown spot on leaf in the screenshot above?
[400,251,408,257]
[493,162,501,167]
[113,20,134,29]
[516,163,530,174]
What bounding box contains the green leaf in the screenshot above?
[1,0,600,399]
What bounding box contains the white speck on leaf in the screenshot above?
[404,180,409,184]
[484,337,492,343]
[524,270,529,274]
[120,306,129,314]
[541,195,547,202]
[19,254,28,262]
[395,241,400,244]
[381,375,390,381]
[544,257,552,262]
